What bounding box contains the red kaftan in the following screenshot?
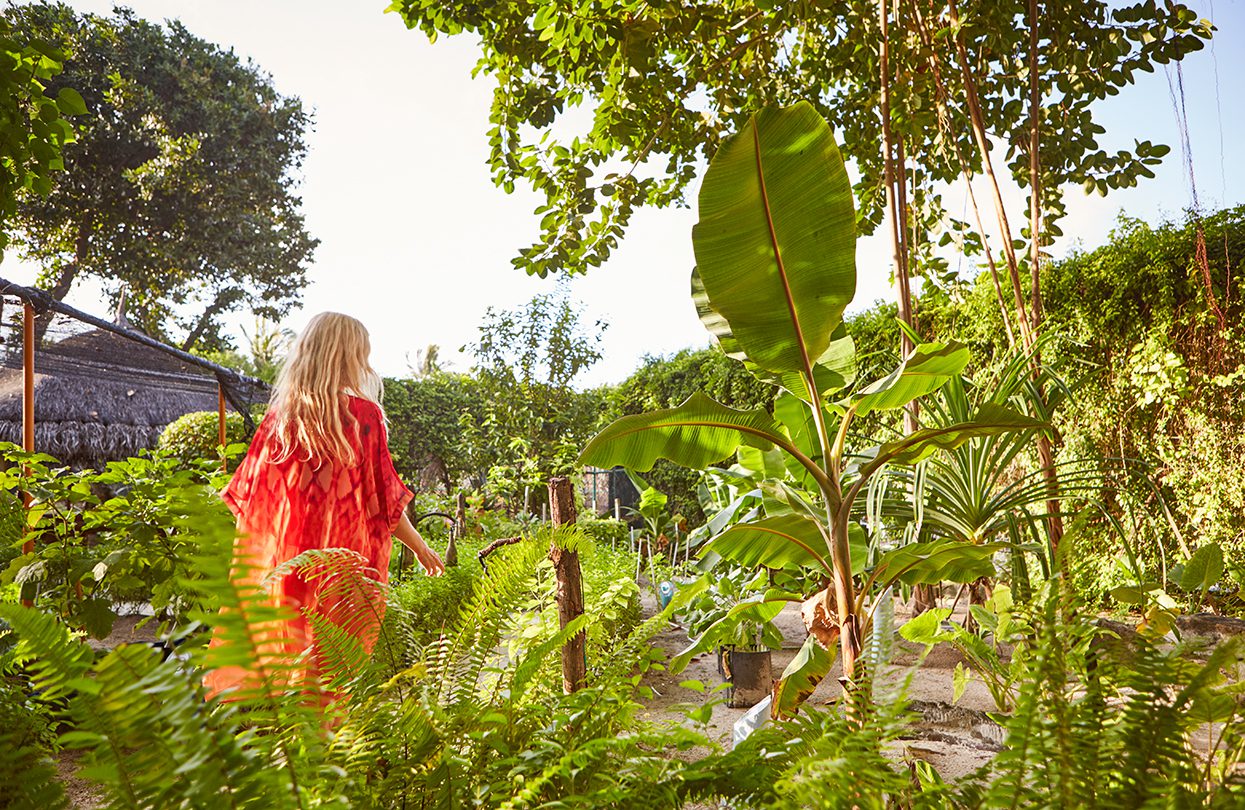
[204,396,413,699]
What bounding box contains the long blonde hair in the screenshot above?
[269,312,383,466]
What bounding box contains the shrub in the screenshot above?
[157,409,254,464]
[578,517,629,549]
[0,445,234,636]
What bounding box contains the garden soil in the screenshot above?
[636,589,1006,782]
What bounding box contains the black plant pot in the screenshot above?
[718,646,773,709]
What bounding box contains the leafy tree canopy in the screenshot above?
[6,3,317,350]
[391,0,1209,282]
[464,287,607,509]
[0,15,82,252]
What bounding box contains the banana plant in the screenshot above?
[579,103,1047,713]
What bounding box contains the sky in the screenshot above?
[4,0,1243,388]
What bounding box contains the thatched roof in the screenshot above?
[0,327,246,467]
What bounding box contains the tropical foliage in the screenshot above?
[3,1,1244,806]
[582,102,1047,713]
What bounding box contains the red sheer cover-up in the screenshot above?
[203,396,413,699]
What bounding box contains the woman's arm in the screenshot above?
[394,511,446,576]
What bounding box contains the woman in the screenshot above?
[204,312,444,700]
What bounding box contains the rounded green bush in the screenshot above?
[158,409,255,462]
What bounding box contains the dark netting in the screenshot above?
[0,283,268,469]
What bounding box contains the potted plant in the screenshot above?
[679,566,783,708]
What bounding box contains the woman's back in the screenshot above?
[224,395,412,577]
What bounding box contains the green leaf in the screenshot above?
[55,87,87,116]
[774,392,825,490]
[693,269,856,401]
[703,515,832,575]
[1181,543,1224,593]
[899,607,953,645]
[672,587,796,672]
[772,633,837,719]
[579,392,790,473]
[692,102,856,380]
[874,540,1005,588]
[868,403,1048,468]
[848,521,869,576]
[852,342,970,416]
[736,446,789,480]
[952,662,970,703]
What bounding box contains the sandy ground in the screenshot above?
[635,590,1002,782]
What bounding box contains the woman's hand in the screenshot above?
[395,511,446,576]
[414,543,446,577]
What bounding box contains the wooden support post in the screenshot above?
[445,491,465,568]
[399,504,414,574]
[548,476,586,693]
[217,383,228,470]
[20,303,34,607]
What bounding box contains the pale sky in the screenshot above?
[5,1,1243,387]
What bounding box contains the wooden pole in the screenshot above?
[445,491,465,568]
[217,383,228,470]
[548,476,586,693]
[22,303,33,457]
[20,303,34,607]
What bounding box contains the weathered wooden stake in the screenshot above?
[445,491,465,568]
[548,476,586,693]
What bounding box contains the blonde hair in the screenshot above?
[269,312,383,466]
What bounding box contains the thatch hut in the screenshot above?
[0,326,239,468]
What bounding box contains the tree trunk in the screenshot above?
[948,0,1064,548]
[548,476,586,693]
[181,289,236,352]
[912,583,939,615]
[1028,0,1064,546]
[33,227,88,343]
[879,0,918,375]
[882,0,934,609]
[907,3,1017,348]
[445,491,465,568]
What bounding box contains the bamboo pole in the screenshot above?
[22,303,34,461]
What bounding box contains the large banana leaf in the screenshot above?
[860,403,1048,473]
[692,101,856,380]
[852,342,970,416]
[774,392,832,491]
[703,514,832,576]
[579,392,795,473]
[772,633,838,719]
[871,538,1008,588]
[693,268,856,401]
